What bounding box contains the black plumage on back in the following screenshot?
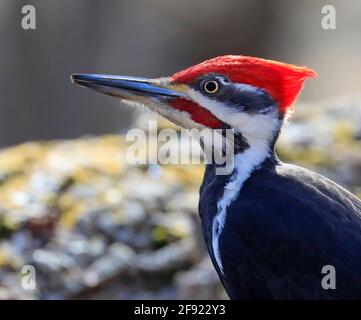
[199,154,361,299]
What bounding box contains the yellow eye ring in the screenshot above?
[203,80,219,94]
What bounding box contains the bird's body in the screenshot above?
[200,153,361,299]
[72,55,361,299]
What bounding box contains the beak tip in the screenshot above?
[70,74,83,85]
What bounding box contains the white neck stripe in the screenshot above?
[212,142,271,273]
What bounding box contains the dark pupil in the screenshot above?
[205,81,217,92]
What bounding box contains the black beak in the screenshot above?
[71,74,185,100]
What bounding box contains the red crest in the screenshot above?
[171,55,317,113]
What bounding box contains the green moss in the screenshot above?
[0,169,22,186]
[151,226,170,249]
[333,122,354,144]
[0,215,15,239]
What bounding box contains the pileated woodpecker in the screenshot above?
[72,55,361,299]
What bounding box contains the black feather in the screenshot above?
[199,155,361,299]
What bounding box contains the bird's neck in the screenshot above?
[203,127,280,189]
[200,131,279,274]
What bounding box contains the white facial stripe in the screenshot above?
[187,87,281,143]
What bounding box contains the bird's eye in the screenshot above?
[203,80,219,94]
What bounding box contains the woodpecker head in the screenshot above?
[72,55,316,151]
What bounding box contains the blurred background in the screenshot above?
[0,0,360,147]
[0,0,360,299]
